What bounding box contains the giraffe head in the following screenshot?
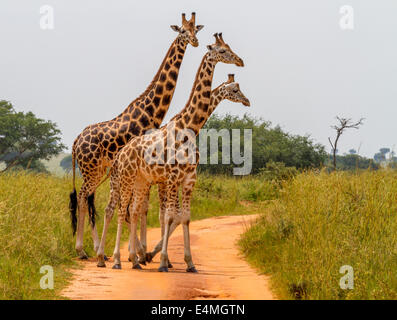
[218,74,250,106]
[207,33,244,67]
[170,12,204,47]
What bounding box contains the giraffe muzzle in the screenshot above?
[243,99,250,107]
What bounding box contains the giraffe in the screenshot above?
[69,13,204,259]
[146,73,250,261]
[101,34,247,271]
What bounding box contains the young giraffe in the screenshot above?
[105,34,246,271]
[69,13,204,259]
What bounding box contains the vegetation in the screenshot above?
[239,169,397,300]
[0,100,65,173]
[327,116,364,170]
[325,154,379,171]
[0,171,275,300]
[59,154,73,172]
[198,114,327,175]
[1,103,394,301]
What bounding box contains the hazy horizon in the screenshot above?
[1,0,396,158]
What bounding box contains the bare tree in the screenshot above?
[328,117,364,170]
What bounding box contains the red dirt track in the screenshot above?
[62,215,274,300]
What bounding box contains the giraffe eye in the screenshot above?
[219,49,226,54]
[181,30,186,34]
[233,89,238,93]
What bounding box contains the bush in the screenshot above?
[258,161,298,182]
[198,114,326,175]
[240,170,397,300]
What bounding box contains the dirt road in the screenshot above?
[62,215,274,300]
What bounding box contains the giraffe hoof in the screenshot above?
[78,254,88,260]
[104,255,109,261]
[138,259,146,266]
[146,252,153,263]
[128,257,131,262]
[158,266,168,272]
[97,261,106,268]
[112,264,122,270]
[132,264,142,270]
[186,267,198,273]
[168,262,173,268]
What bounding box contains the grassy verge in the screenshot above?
[0,171,276,300]
[239,170,397,300]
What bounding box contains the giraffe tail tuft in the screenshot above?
[69,189,78,235]
[87,193,97,227]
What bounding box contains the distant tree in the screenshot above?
[380,148,391,155]
[60,154,73,172]
[328,116,364,170]
[0,100,65,172]
[348,149,357,155]
[326,154,378,171]
[374,148,391,164]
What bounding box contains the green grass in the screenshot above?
[239,169,397,300]
[0,171,275,300]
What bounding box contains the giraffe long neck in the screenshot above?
[207,85,224,116]
[117,38,188,129]
[173,53,216,135]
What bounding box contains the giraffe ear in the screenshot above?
[170,25,181,32]
[195,25,204,33]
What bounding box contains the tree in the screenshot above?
[0,100,65,172]
[60,154,73,172]
[326,154,378,171]
[198,114,327,175]
[328,116,364,170]
[374,148,392,164]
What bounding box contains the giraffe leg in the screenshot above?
[125,221,145,259]
[75,187,88,259]
[86,190,101,254]
[149,218,179,261]
[129,184,149,269]
[97,185,118,267]
[138,190,149,265]
[75,170,104,259]
[91,219,100,253]
[147,184,180,267]
[182,171,197,273]
[112,220,123,269]
[158,185,178,272]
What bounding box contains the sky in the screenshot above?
[0,0,396,157]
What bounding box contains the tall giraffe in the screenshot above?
[101,34,246,271]
[69,13,204,259]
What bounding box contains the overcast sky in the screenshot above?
[1,0,396,157]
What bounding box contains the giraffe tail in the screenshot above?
[87,193,97,228]
[69,144,78,235]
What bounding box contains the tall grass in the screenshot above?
[0,171,275,300]
[239,170,397,300]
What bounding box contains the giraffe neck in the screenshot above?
[117,37,188,129]
[173,53,217,135]
[207,85,224,115]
